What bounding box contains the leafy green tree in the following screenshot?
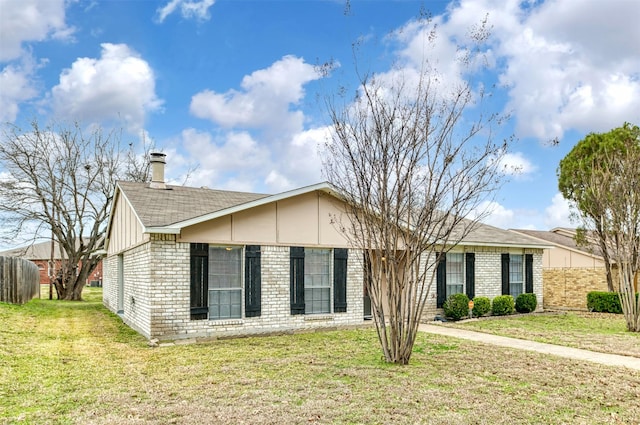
[558,123,640,331]
[558,125,635,291]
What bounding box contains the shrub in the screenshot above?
[492,295,515,316]
[443,293,470,320]
[515,293,537,313]
[472,296,491,317]
[587,292,622,314]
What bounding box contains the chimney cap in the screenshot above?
[150,152,166,162]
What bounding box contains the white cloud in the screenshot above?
[470,200,516,229]
[178,128,271,191]
[0,0,74,62]
[183,56,334,193]
[50,43,162,131]
[484,0,640,140]
[190,55,322,138]
[397,0,640,142]
[0,62,38,122]
[497,152,536,177]
[544,192,574,228]
[173,125,329,193]
[155,0,216,23]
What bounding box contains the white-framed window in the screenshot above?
[208,246,242,319]
[509,254,524,298]
[304,248,331,314]
[446,253,464,298]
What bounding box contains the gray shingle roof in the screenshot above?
[116,181,547,248]
[459,221,549,247]
[510,228,604,257]
[117,181,270,227]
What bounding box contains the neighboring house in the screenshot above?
[103,153,548,341]
[509,228,609,310]
[0,240,103,287]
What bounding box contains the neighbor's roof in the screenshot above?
[0,239,89,260]
[509,228,604,258]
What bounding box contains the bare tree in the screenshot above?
[575,124,640,331]
[0,121,150,300]
[323,26,508,364]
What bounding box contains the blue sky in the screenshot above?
[1,0,639,249]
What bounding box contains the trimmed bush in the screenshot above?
[587,292,622,314]
[472,296,491,317]
[492,295,515,316]
[443,293,470,320]
[587,292,639,313]
[515,293,537,313]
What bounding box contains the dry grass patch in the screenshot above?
[447,312,640,358]
[2,289,640,425]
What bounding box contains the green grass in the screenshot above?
[1,288,640,424]
[447,312,640,357]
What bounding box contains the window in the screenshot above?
[304,249,331,314]
[290,247,348,315]
[445,253,464,298]
[509,254,524,298]
[189,244,262,321]
[208,247,242,319]
[436,252,475,308]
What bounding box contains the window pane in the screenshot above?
[208,246,242,319]
[305,249,331,289]
[209,247,242,289]
[304,249,331,314]
[305,288,330,314]
[510,255,524,298]
[446,253,464,298]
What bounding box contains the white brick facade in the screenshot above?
[104,235,544,340]
[104,235,366,341]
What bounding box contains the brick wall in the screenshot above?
[103,240,153,338]
[106,238,366,341]
[105,237,545,339]
[543,267,608,310]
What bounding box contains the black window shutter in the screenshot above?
[465,252,475,300]
[333,248,348,313]
[525,253,534,293]
[501,253,510,295]
[290,247,305,315]
[436,253,446,308]
[245,245,261,317]
[190,243,209,320]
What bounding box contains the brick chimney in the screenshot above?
[149,152,167,189]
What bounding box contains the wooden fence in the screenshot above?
[0,256,40,304]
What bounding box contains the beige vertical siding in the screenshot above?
[178,190,350,247]
[107,193,146,255]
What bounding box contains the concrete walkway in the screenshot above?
[419,323,640,371]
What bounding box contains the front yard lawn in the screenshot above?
[1,289,639,424]
[446,312,640,358]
